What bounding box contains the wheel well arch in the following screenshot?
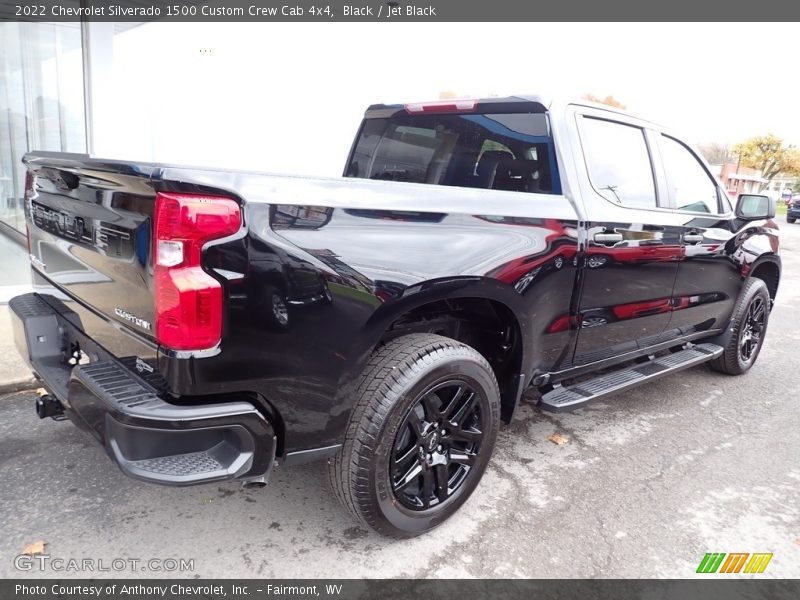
[749,258,780,302]
[346,279,530,423]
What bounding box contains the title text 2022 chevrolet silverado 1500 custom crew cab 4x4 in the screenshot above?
[12,96,780,537]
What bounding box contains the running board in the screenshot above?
[539,343,723,412]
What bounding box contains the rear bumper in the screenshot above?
[10,293,276,486]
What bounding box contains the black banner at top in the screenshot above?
[1,0,800,22]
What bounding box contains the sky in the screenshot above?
[99,22,799,177]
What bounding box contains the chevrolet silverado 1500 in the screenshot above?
[11,96,780,537]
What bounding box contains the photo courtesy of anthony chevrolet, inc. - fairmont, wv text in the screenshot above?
[0,2,799,599]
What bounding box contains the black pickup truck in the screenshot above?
[12,96,780,537]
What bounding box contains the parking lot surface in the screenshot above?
[1,223,799,579]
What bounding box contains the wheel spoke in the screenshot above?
[752,302,765,323]
[434,465,449,502]
[393,444,419,471]
[742,336,754,360]
[421,467,434,508]
[449,392,477,427]
[449,450,477,467]
[406,408,423,437]
[441,385,466,420]
[395,463,423,492]
[450,426,483,444]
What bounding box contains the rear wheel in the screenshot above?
[709,278,770,375]
[328,334,500,538]
[788,216,796,224]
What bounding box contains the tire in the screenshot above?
[788,217,796,224]
[328,333,500,538]
[709,278,771,375]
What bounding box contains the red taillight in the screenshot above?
[404,99,477,114]
[153,192,241,351]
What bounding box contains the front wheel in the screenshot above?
[709,278,771,375]
[788,216,796,224]
[328,334,500,538]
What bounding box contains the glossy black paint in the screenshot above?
[19,101,781,463]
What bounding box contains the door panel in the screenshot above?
[571,113,683,366]
[574,220,683,364]
[669,215,738,334]
[654,133,741,334]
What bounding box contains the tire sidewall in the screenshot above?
[368,355,499,536]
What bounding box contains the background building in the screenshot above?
[714,163,767,198]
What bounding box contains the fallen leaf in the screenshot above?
[21,541,46,556]
[548,433,569,445]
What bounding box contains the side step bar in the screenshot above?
[539,343,723,412]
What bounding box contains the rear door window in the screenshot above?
[579,116,658,209]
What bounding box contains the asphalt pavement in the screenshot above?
[1,223,798,579]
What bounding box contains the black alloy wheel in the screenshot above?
[738,295,766,365]
[391,380,485,511]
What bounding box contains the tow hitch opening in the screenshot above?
[35,388,65,420]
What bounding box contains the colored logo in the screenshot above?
[696,552,773,574]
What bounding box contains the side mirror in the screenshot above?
[736,194,775,220]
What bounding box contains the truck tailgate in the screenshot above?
[24,154,159,342]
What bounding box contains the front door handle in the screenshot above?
[594,232,623,244]
[683,233,703,244]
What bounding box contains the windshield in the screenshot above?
[345,112,560,194]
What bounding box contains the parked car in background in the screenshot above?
[788,195,800,223]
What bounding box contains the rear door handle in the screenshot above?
[593,232,623,244]
[683,233,703,244]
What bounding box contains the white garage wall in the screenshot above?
[86,22,800,178]
[96,22,511,177]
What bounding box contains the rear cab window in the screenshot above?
[345,101,561,195]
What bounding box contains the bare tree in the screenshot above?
[697,142,735,165]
